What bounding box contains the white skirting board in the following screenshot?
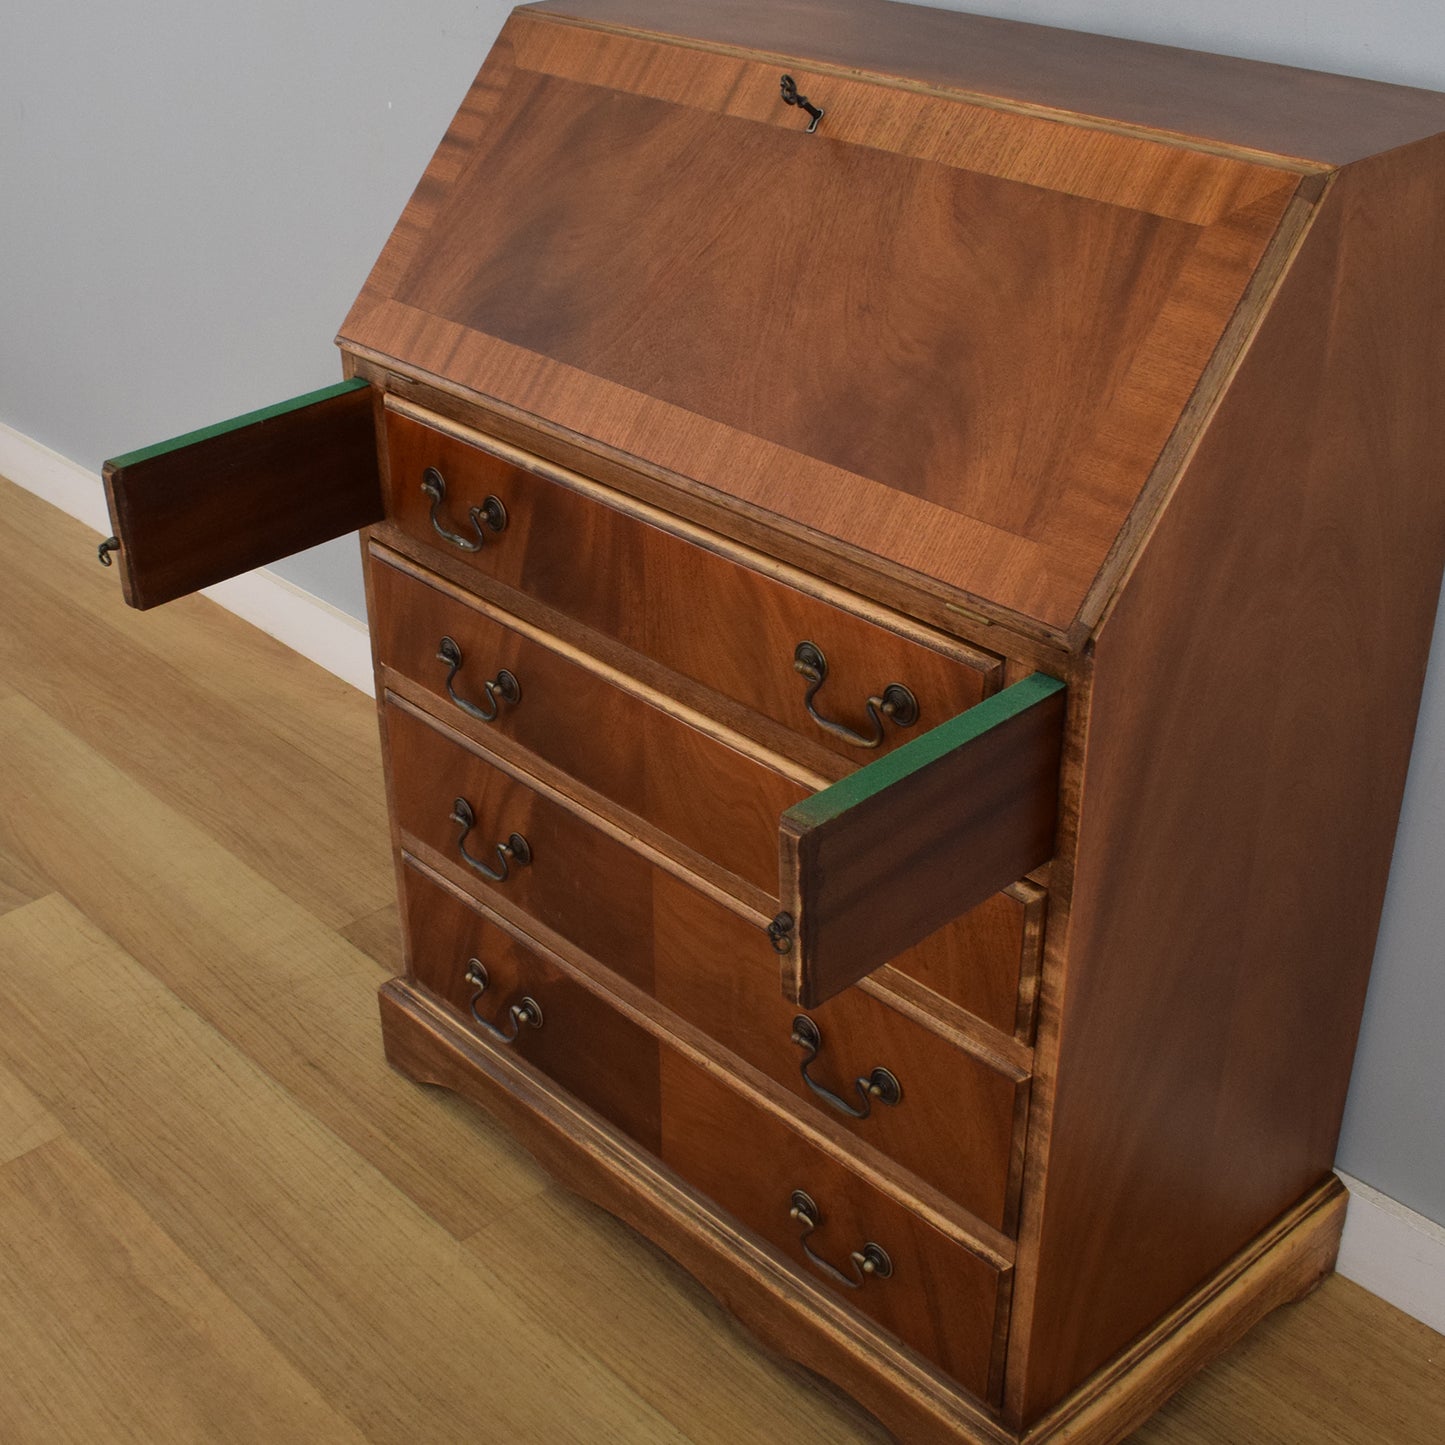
[3,419,1444,1336]
[0,421,375,697]
[1337,1171,1445,1334]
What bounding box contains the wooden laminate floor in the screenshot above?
[0,474,1441,1444]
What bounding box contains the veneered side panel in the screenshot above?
[1008,137,1445,1424]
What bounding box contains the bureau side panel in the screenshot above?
[1010,135,1445,1423]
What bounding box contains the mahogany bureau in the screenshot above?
[97,2,1445,1440]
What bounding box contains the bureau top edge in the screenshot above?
[523,0,1445,167]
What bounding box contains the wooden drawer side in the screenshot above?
[102,378,382,609]
[781,674,1066,1007]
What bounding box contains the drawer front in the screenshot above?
[659,1049,1008,1404]
[386,699,1022,1232]
[383,408,998,762]
[387,676,1040,1040]
[652,872,1027,1234]
[400,863,661,1150]
[370,546,809,894]
[387,699,659,994]
[378,562,1039,1035]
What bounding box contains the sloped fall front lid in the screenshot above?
[340,0,1314,635]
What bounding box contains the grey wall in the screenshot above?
[919,0,1445,88]
[2,1,1441,1227]
[0,0,515,618]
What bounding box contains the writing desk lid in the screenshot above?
[340,1,1415,637]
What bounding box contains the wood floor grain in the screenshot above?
[0,1137,369,1445]
[0,1059,63,1168]
[0,479,394,931]
[0,474,1440,1444]
[1131,1275,1445,1443]
[471,1185,890,1445]
[340,900,407,975]
[0,895,684,1445]
[0,695,542,1240]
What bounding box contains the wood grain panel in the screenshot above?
[361,331,1080,636]
[1008,133,1445,1424]
[370,544,812,891]
[403,863,662,1150]
[1024,1180,1346,1445]
[659,1048,1009,1403]
[428,73,1264,485]
[1032,184,1313,567]
[0,1136,369,1445]
[102,379,382,610]
[388,702,1027,1227]
[511,19,1294,223]
[651,870,1026,1234]
[782,675,1065,1007]
[382,410,998,761]
[889,883,1045,1044]
[526,1,1445,165]
[389,685,1037,1041]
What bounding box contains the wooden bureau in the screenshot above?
[97,3,1445,1440]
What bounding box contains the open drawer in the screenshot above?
[776,673,1066,1008]
[99,377,382,608]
